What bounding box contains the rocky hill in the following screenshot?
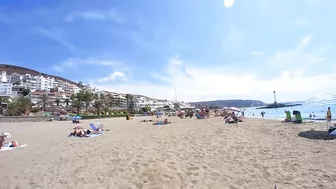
[0,64,78,85]
[190,99,265,108]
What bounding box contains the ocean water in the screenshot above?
[244,104,336,120]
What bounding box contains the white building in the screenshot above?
[0,83,12,96]
[9,73,22,84]
[37,76,54,91]
[11,85,26,97]
[22,74,54,92]
[0,71,8,83]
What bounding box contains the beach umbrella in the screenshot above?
[73,115,82,119]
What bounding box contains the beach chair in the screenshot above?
[90,123,103,131]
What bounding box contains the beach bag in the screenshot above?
[328,127,336,134]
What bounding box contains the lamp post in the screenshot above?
[273,91,277,104]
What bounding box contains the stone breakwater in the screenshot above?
[0,116,50,122]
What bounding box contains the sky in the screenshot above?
[0,0,336,103]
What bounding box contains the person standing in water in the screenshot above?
[326,107,332,123]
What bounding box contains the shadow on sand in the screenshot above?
[298,130,335,140]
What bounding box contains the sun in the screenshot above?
[224,0,235,8]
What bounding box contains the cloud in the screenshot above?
[97,71,126,82]
[35,27,76,52]
[224,0,235,8]
[89,35,335,103]
[52,58,123,72]
[64,9,122,23]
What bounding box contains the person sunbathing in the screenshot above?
[153,119,171,125]
[0,132,10,149]
[1,133,22,148]
[73,126,83,130]
[69,129,88,137]
[140,119,154,122]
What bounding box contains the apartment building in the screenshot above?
[21,74,54,92]
[11,85,26,97]
[30,91,71,106]
[64,83,81,94]
[0,82,12,96]
[9,73,22,84]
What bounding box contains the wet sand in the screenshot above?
[0,116,335,189]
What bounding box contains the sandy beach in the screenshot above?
[1,116,336,189]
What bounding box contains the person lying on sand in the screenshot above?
[0,132,11,149]
[153,119,171,125]
[140,119,154,122]
[0,133,22,148]
[73,126,83,130]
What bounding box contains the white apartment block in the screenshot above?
[0,83,12,96]
[21,74,54,92]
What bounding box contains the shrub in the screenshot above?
[30,107,40,113]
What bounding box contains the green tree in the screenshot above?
[71,99,83,114]
[64,98,70,107]
[82,90,93,115]
[125,94,135,112]
[22,88,31,96]
[93,93,104,115]
[55,98,61,106]
[38,93,49,111]
[70,93,84,114]
[7,96,32,116]
[107,93,114,108]
[141,106,151,112]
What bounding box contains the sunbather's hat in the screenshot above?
[1,132,11,138]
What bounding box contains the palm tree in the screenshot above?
[82,90,93,115]
[6,96,32,116]
[93,93,104,115]
[126,94,131,109]
[39,93,49,111]
[71,99,83,114]
[55,99,61,106]
[64,98,70,107]
[126,94,135,112]
[107,93,114,108]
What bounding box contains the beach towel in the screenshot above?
[1,144,28,151]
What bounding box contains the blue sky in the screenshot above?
[0,0,335,102]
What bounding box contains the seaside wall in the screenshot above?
[0,116,50,122]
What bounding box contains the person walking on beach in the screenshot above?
[261,111,265,118]
[326,107,332,123]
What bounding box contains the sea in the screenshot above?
[244,104,336,121]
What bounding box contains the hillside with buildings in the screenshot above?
[0,65,194,113]
[0,64,78,85]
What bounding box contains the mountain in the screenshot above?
[190,99,265,108]
[0,64,78,85]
